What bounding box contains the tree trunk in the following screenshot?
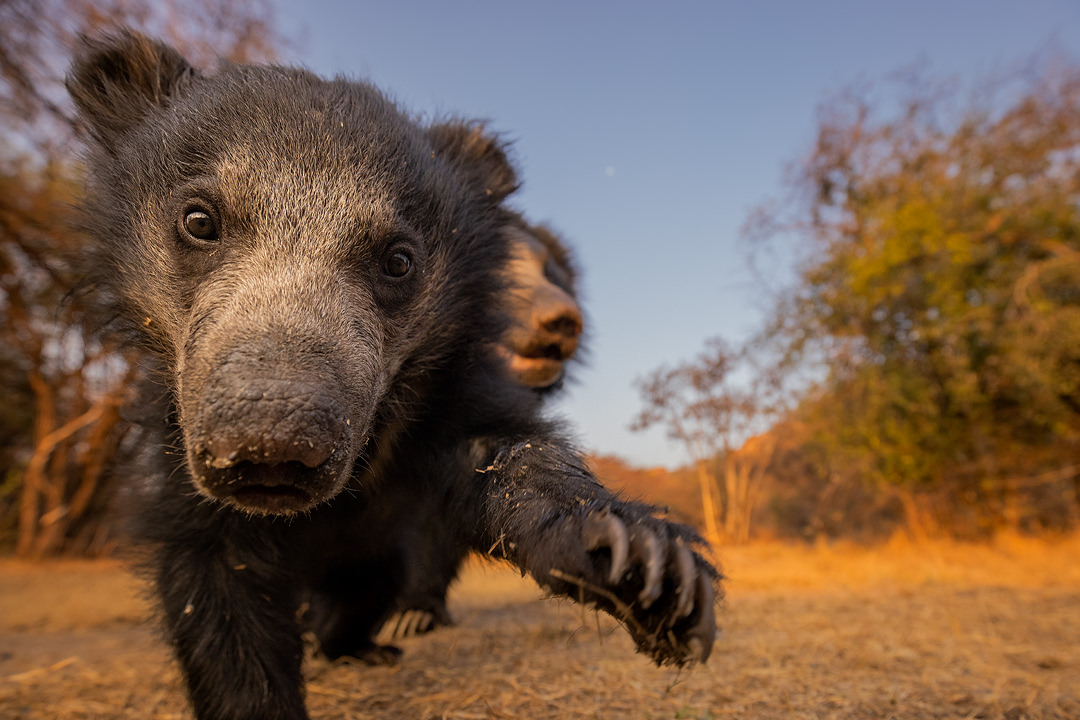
[16,400,107,557]
[722,435,776,545]
[722,453,743,543]
[33,397,126,556]
[695,459,722,546]
[894,487,935,541]
[16,369,54,556]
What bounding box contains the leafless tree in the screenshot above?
[633,338,766,544]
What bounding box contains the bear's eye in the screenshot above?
[383,251,412,278]
[182,209,218,241]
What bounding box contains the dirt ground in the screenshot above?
[2,534,1078,720]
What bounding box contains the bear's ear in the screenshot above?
[66,28,195,149]
[428,120,519,202]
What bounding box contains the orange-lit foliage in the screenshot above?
[586,454,709,531]
[742,61,1080,536]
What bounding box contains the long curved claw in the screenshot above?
[391,612,408,639]
[629,530,664,608]
[389,609,435,640]
[405,610,433,636]
[688,573,717,663]
[392,611,411,640]
[573,507,719,667]
[673,540,698,619]
[582,510,629,583]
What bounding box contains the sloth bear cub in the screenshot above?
[67,29,719,720]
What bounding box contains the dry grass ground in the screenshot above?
[1,534,1078,719]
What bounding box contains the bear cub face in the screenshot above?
[70,31,514,514]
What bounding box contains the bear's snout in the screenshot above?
[183,351,361,515]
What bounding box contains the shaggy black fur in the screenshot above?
[67,29,719,720]
[360,212,586,652]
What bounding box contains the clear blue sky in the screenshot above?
[271,0,1080,468]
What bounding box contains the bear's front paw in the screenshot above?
[546,506,719,666]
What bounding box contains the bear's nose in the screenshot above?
[183,349,358,514]
[534,285,583,358]
[199,378,343,470]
